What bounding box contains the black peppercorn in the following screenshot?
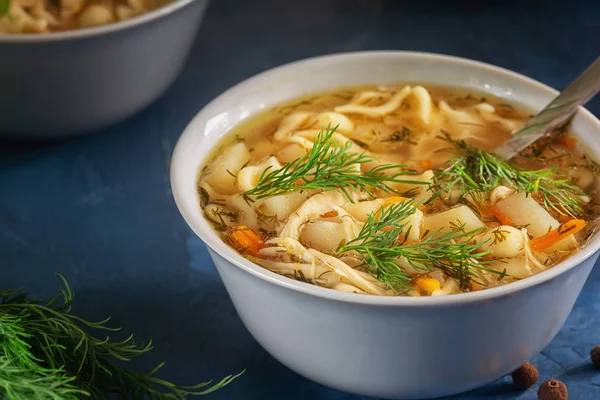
[590,345,600,369]
[511,362,539,390]
[537,379,567,400]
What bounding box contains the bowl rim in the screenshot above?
[171,50,600,307]
[0,0,198,43]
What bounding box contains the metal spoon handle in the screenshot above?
[494,56,600,160]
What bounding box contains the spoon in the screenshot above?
[494,56,600,160]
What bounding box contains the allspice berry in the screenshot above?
[512,362,539,390]
[537,379,568,400]
[591,345,600,369]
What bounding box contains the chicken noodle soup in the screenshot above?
[0,0,170,33]
[198,84,600,296]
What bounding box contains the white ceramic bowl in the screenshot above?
[171,52,600,399]
[0,0,209,137]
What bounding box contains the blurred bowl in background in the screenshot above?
[0,0,209,138]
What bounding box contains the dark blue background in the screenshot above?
[2,1,600,398]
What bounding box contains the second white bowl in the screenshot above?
[0,0,209,137]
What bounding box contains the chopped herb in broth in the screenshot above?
[197,84,600,297]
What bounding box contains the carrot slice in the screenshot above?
[417,159,432,171]
[413,277,441,295]
[558,137,577,149]
[229,230,254,253]
[489,204,515,226]
[529,219,586,251]
[384,196,410,206]
[321,210,339,218]
[384,196,426,211]
[228,225,266,256]
[241,227,263,244]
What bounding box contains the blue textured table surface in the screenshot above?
[2,1,600,399]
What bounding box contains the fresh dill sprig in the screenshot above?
[0,274,243,400]
[0,0,9,17]
[338,201,494,292]
[381,127,417,144]
[243,125,424,201]
[0,312,86,399]
[428,132,586,217]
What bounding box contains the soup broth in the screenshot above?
[198,84,600,296]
